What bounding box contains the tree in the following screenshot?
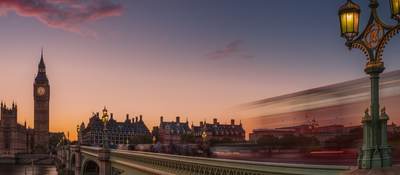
[257,135,279,153]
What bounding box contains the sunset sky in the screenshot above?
[1,0,400,140]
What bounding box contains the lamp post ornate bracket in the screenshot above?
[346,0,400,64]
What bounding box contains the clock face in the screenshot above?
[37,87,46,96]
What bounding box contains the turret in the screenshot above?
[80,122,85,130]
[125,114,131,123]
[12,101,17,110]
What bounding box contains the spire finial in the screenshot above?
[38,48,46,70]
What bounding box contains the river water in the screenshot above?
[0,164,57,175]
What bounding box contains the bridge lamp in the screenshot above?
[152,136,156,144]
[391,0,400,21]
[338,0,360,41]
[201,131,207,141]
[102,107,109,124]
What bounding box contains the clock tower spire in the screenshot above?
[34,49,50,153]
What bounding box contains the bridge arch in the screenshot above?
[82,158,100,175]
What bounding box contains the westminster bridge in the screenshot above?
[54,145,352,175]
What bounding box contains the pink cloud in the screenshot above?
[0,0,122,36]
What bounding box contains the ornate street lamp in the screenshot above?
[338,0,400,169]
[201,131,208,155]
[339,0,360,40]
[201,131,207,142]
[102,106,110,149]
[76,125,80,146]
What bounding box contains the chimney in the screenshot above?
[110,113,114,119]
[231,119,235,125]
[200,121,203,126]
[176,116,180,123]
[139,115,143,121]
[213,118,218,125]
[160,116,163,123]
[126,114,129,120]
[135,116,138,122]
[131,118,135,123]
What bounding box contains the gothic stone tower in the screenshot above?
[34,51,50,153]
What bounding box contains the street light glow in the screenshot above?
[338,0,360,40]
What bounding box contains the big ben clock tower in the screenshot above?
[33,50,50,153]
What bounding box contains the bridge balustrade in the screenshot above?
[58,145,352,175]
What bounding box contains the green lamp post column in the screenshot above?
[338,0,400,169]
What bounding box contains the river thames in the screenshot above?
[0,164,57,175]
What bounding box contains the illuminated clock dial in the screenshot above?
[37,87,46,96]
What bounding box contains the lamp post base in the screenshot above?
[358,147,392,169]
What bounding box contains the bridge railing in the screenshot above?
[80,146,352,175]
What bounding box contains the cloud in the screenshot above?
[206,40,254,60]
[0,0,122,37]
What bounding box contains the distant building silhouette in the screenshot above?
[153,117,245,144]
[33,50,50,153]
[0,51,50,155]
[156,116,191,144]
[192,118,245,143]
[0,102,32,154]
[80,108,151,146]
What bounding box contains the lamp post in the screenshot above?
[101,106,110,149]
[76,125,80,146]
[201,131,207,155]
[338,0,400,169]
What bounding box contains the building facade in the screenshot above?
[80,107,151,146]
[156,116,191,144]
[192,118,245,143]
[0,103,30,154]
